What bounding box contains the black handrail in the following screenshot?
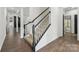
[32,7,49,22]
[24,7,49,36]
[32,24,51,52]
[35,11,51,27]
[32,11,51,46]
[24,7,49,26]
[24,25,26,36]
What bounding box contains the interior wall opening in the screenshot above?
[63,14,77,39]
[6,8,21,35]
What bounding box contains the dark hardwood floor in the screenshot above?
[1,31,79,52]
[38,33,79,52]
[1,32,32,52]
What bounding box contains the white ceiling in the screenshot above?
[7,7,21,16]
[63,7,78,12]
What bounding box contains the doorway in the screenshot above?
[6,15,21,34]
[74,15,77,34]
[63,15,64,36]
[13,16,21,33]
[18,16,20,33]
[63,15,71,36]
[14,16,16,32]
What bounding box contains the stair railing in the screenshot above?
[24,7,51,51]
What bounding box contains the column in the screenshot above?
[20,8,24,38]
[16,16,18,32]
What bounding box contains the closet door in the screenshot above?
[14,16,16,28]
[74,15,77,34]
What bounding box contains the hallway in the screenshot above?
[38,33,79,52]
[0,7,79,52]
[1,32,32,52]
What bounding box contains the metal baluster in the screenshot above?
[24,25,25,36]
[32,25,35,52]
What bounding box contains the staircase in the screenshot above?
[35,15,49,43]
[23,8,51,51]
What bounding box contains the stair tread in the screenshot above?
[24,34,33,46]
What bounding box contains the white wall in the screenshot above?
[0,8,6,50]
[36,7,63,51]
[29,7,47,21]
[20,8,24,38]
[13,7,48,38]
[23,7,29,24]
[26,7,48,34]
[65,9,79,41]
[77,8,79,41]
[65,8,79,41]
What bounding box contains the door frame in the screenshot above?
[63,14,64,36]
[74,14,78,34]
[63,15,72,36]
